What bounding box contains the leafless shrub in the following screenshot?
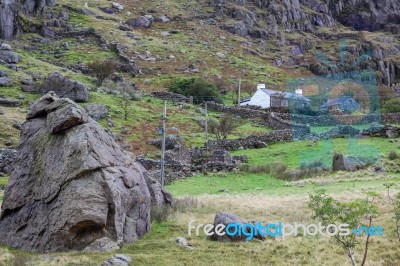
[87,58,116,86]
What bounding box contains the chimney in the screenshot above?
[295,89,303,95]
[257,84,266,90]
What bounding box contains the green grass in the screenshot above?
[166,171,400,196]
[310,124,372,133]
[231,137,395,169]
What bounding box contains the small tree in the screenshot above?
[87,58,116,86]
[383,182,400,241]
[116,82,141,120]
[308,189,379,266]
[209,114,242,140]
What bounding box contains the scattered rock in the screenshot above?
[157,15,170,23]
[374,166,385,173]
[12,122,22,130]
[210,212,265,241]
[126,16,152,28]
[0,92,172,252]
[147,135,179,150]
[112,2,123,11]
[83,237,120,252]
[0,44,19,64]
[86,103,109,121]
[26,72,89,102]
[0,69,8,77]
[0,97,21,107]
[101,254,131,266]
[176,237,194,250]
[0,77,11,86]
[5,139,13,146]
[21,78,33,85]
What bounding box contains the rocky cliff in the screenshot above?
[209,0,400,87]
[0,92,172,252]
[0,0,57,39]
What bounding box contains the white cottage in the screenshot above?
[240,84,310,109]
[240,84,280,108]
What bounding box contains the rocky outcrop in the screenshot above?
[0,0,57,40]
[25,72,89,102]
[0,92,172,252]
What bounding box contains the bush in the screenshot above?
[168,77,221,104]
[382,98,400,113]
[389,150,399,160]
[87,58,116,86]
[209,113,243,140]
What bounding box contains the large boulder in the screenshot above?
[210,212,265,242]
[26,72,89,102]
[332,154,369,172]
[126,16,152,28]
[0,92,172,252]
[0,43,19,64]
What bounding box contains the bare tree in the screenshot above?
[116,82,141,120]
[209,114,243,140]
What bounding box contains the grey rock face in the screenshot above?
[126,16,152,28]
[0,92,172,252]
[27,72,89,102]
[0,0,57,40]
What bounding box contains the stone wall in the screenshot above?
[278,113,400,127]
[151,91,190,103]
[207,130,294,151]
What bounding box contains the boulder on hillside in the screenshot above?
[25,72,89,102]
[210,212,266,242]
[0,92,172,252]
[0,97,21,107]
[0,43,20,64]
[126,16,152,28]
[0,76,11,86]
[332,154,369,172]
